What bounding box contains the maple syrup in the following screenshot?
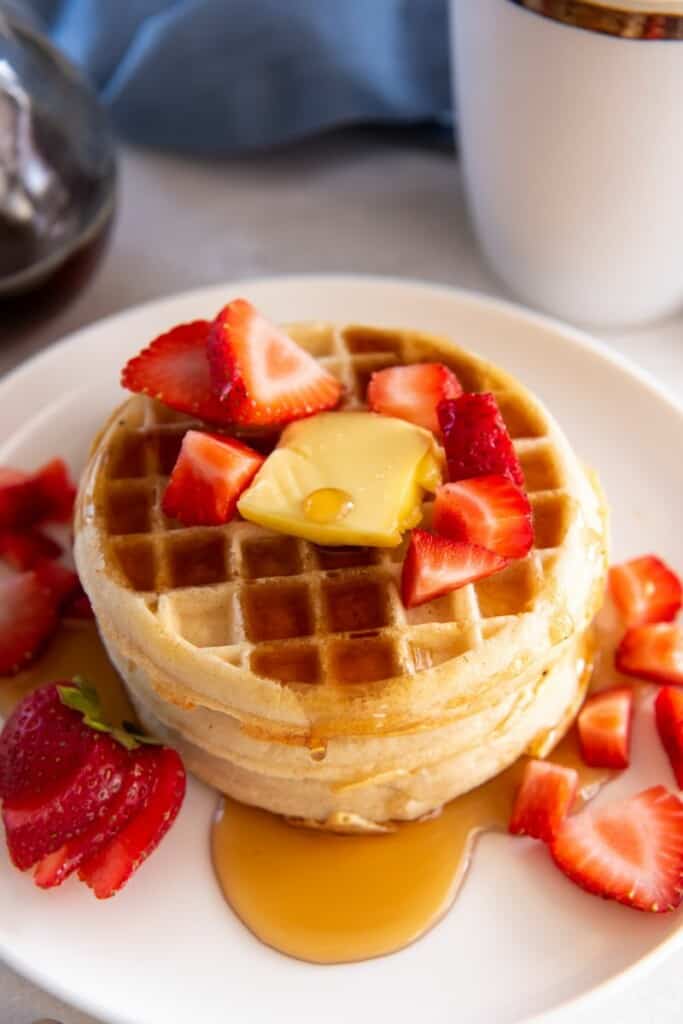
[0,622,613,967]
[211,730,610,964]
[303,488,354,525]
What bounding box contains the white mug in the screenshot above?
[452,0,683,327]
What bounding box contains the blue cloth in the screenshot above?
[8,0,452,153]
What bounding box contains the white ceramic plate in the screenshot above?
[1,275,682,1024]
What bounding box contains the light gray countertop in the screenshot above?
[1,132,681,1024]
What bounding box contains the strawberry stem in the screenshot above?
[58,679,161,751]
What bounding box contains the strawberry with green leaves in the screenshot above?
[0,680,186,898]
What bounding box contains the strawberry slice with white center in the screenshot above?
[121,320,235,424]
[615,624,683,686]
[509,759,578,843]
[577,687,633,770]
[162,429,264,526]
[550,785,683,912]
[655,687,683,790]
[608,555,682,627]
[433,475,533,559]
[366,363,462,434]
[0,572,59,675]
[438,392,524,487]
[207,299,342,427]
[401,528,508,608]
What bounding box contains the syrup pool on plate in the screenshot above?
[211,729,610,965]
[0,621,613,966]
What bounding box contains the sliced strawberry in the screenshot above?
[63,589,94,620]
[34,748,157,888]
[0,529,62,570]
[0,459,75,528]
[401,529,508,608]
[438,393,524,487]
[0,683,94,802]
[655,687,683,790]
[550,785,683,912]
[609,555,682,628]
[3,732,129,870]
[433,475,533,559]
[34,560,80,609]
[121,320,235,424]
[32,459,76,523]
[0,468,32,527]
[616,624,683,686]
[79,747,186,898]
[509,759,578,843]
[162,430,264,526]
[366,363,462,434]
[207,299,342,427]
[0,572,58,675]
[577,687,633,770]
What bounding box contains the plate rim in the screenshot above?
[1,272,682,1024]
[2,272,682,429]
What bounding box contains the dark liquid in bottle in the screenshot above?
[1,108,115,331]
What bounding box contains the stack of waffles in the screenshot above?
[75,323,608,825]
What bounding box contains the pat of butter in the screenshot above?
[238,411,443,547]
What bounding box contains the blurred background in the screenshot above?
[1,0,460,364]
[5,0,452,153]
[3,0,683,371]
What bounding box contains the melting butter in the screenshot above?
[238,411,443,546]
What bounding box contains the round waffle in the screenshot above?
[75,322,609,824]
